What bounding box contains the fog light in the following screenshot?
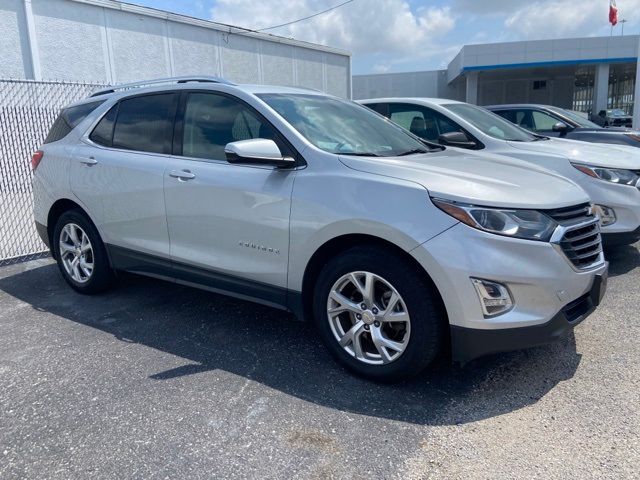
[471,278,513,318]
[593,204,616,226]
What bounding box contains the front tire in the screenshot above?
[53,209,115,294]
[312,246,445,382]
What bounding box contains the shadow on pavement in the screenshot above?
[0,263,582,426]
[605,243,640,277]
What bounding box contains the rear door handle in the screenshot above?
[169,170,196,180]
[79,157,98,166]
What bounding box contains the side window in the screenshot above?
[112,93,177,154]
[89,104,118,147]
[494,110,516,123]
[181,92,279,161]
[389,104,463,143]
[366,103,390,117]
[44,100,104,144]
[531,110,559,131]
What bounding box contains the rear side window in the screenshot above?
[112,93,177,154]
[89,105,118,147]
[44,100,104,144]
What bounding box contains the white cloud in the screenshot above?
[211,0,455,62]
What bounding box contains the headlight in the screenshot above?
[432,198,558,241]
[572,163,640,186]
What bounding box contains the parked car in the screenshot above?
[486,103,640,147]
[591,108,633,128]
[32,77,607,381]
[361,98,640,247]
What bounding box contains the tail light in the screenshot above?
[31,150,44,171]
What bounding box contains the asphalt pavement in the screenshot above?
[0,248,638,479]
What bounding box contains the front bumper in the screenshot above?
[410,222,608,361]
[450,267,607,363]
[602,225,640,247]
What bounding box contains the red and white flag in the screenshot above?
[610,0,618,26]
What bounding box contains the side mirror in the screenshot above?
[552,121,569,133]
[225,139,295,168]
[438,131,476,149]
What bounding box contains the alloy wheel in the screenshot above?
[59,223,94,284]
[327,271,411,365]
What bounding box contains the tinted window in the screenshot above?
[112,93,176,154]
[89,105,118,147]
[443,104,537,142]
[181,93,279,160]
[531,110,559,131]
[44,100,104,144]
[386,104,464,143]
[259,94,429,157]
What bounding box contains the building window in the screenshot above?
[533,80,547,90]
[572,66,595,113]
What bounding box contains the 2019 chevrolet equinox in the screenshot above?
[32,76,608,381]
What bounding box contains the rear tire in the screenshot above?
[52,209,115,294]
[312,246,445,382]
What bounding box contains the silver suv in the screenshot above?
[32,76,608,381]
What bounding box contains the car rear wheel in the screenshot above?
[53,210,115,294]
[313,246,445,382]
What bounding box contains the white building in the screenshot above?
[0,0,352,97]
[354,35,640,119]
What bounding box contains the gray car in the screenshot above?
[487,104,640,147]
[32,77,607,381]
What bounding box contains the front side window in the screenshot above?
[443,104,537,142]
[531,110,560,131]
[387,104,463,143]
[258,94,428,157]
[181,93,279,160]
[550,107,599,128]
[112,93,176,154]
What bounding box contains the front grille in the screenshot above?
[544,203,603,270]
[545,202,592,223]
[560,222,602,269]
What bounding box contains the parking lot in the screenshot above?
[0,246,637,479]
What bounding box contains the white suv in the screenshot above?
[361,98,640,246]
[32,77,607,381]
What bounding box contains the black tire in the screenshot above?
[52,209,115,294]
[312,246,445,382]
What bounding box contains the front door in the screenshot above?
[163,91,296,302]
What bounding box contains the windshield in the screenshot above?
[608,109,627,117]
[548,107,600,128]
[257,94,430,156]
[443,103,537,142]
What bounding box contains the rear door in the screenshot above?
[71,92,178,264]
[163,91,296,298]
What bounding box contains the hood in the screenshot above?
[338,148,588,209]
[507,137,640,169]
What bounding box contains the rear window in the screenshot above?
[44,100,104,144]
[111,93,176,154]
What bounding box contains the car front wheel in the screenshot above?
[313,246,445,382]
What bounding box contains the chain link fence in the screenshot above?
[0,79,105,266]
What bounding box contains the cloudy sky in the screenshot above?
[131,0,640,73]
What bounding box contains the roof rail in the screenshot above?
[90,76,234,97]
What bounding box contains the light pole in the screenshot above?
[620,19,627,35]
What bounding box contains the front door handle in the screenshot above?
[79,157,98,166]
[169,169,196,180]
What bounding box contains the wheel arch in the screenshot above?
[47,198,99,260]
[299,233,448,326]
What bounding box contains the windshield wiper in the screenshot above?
[397,148,429,156]
[339,152,382,157]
